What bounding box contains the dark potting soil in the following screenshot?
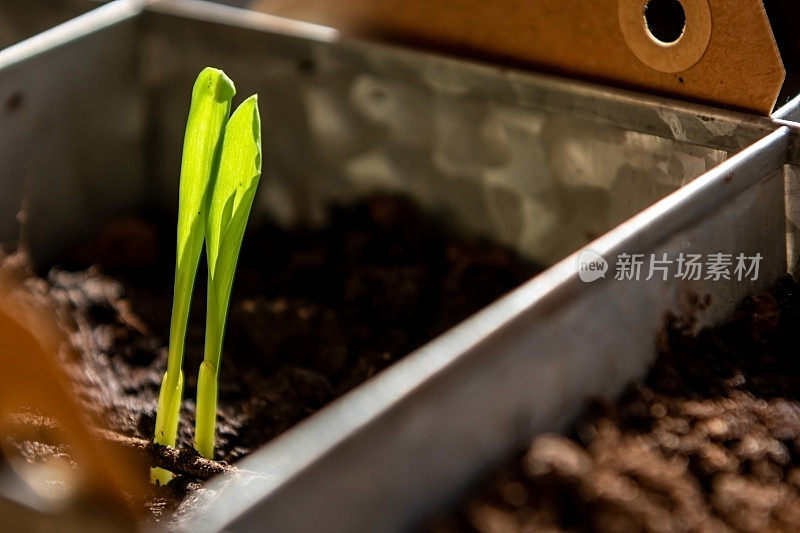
[0,196,536,521]
[428,277,800,533]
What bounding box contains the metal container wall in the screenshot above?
[140,1,781,270]
[771,97,800,274]
[0,1,795,531]
[0,0,145,258]
[0,0,99,51]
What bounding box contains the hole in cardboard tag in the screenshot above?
[620,0,711,73]
[644,0,686,44]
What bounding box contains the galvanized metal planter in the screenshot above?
[0,1,795,531]
[0,0,99,51]
[188,128,799,533]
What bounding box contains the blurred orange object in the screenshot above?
[0,270,145,530]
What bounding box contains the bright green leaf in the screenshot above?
[195,94,262,459]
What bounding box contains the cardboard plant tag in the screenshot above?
[250,0,784,114]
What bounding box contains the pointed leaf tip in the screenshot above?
[205,94,263,277]
[194,67,236,104]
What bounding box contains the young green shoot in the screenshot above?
[151,68,235,485]
[195,95,262,459]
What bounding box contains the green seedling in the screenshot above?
[151,67,234,486]
[151,67,261,483]
[195,95,262,459]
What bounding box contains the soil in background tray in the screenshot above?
[428,277,800,533]
[0,196,537,521]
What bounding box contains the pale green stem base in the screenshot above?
[150,369,184,485]
[194,361,218,459]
